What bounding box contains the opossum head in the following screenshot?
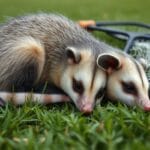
[60,47,106,114]
[97,52,150,111]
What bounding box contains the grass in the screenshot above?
[0,0,150,149]
[0,102,150,150]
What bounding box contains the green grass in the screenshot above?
[0,102,150,150]
[0,0,150,149]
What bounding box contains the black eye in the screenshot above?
[121,81,138,96]
[95,87,105,99]
[72,78,84,95]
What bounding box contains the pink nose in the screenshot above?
[80,104,93,114]
[142,100,150,111]
[144,106,150,111]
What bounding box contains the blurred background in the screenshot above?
[0,0,149,22]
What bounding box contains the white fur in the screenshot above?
[60,53,106,110]
[107,55,149,108]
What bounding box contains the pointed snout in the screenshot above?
[136,97,150,111]
[80,103,93,114]
[144,106,150,111]
[143,100,150,111]
[76,96,94,114]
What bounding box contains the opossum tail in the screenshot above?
[0,92,70,106]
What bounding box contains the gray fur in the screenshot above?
[0,13,114,90]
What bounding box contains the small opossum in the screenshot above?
[0,13,111,113]
[97,51,150,111]
[79,20,150,111]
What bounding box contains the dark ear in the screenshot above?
[66,47,81,64]
[97,53,121,73]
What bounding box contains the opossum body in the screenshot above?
[0,13,110,113]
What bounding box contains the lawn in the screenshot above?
[0,0,150,150]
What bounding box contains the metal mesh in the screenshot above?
[130,40,150,79]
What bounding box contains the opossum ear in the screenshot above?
[66,47,81,64]
[97,53,121,74]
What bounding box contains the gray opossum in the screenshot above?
[0,13,111,113]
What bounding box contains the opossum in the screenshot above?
[79,20,150,111]
[0,13,109,113]
[97,52,150,111]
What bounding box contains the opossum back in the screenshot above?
[0,36,45,91]
[0,13,114,54]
